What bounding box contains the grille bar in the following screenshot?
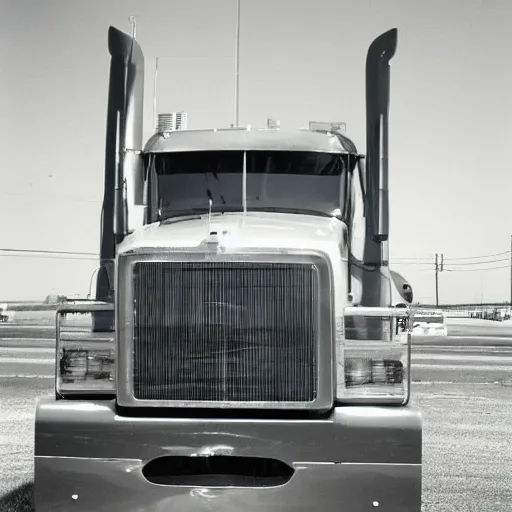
[132,261,318,403]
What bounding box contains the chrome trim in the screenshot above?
[340,306,412,406]
[34,398,423,511]
[143,128,351,154]
[55,302,115,398]
[116,249,334,410]
[34,457,421,511]
[344,306,410,318]
[57,303,115,313]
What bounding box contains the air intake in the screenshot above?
[157,112,188,133]
[131,261,319,404]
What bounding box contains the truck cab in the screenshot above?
[34,26,422,512]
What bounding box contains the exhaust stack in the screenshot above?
[361,28,397,308]
[97,26,145,306]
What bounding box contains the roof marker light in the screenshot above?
[309,121,347,134]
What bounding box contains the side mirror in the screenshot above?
[401,283,413,304]
[390,270,414,304]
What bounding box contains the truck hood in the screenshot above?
[117,212,349,257]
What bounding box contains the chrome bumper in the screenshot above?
[34,398,422,511]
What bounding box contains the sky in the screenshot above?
[1,0,512,303]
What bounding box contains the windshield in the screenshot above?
[146,150,351,221]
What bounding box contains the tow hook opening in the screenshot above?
[142,455,294,487]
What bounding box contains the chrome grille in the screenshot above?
[132,261,318,403]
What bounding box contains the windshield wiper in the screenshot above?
[210,171,227,205]
[205,171,227,209]
[159,205,342,223]
[159,206,240,223]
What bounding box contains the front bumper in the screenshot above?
[34,398,422,511]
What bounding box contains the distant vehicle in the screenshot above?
[412,309,448,336]
[469,308,509,322]
[0,303,7,322]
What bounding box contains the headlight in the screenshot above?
[56,303,115,397]
[337,306,411,405]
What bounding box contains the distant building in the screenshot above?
[417,302,511,321]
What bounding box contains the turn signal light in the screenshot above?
[337,306,411,405]
[56,302,115,397]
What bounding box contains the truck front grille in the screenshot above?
[132,261,318,404]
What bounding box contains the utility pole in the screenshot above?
[510,235,512,307]
[435,254,439,306]
[435,253,444,306]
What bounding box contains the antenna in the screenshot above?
[208,198,213,233]
[242,151,247,215]
[233,0,241,127]
[128,15,137,40]
[153,57,159,130]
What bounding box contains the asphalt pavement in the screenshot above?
[1,318,512,511]
[2,321,512,384]
[1,377,511,511]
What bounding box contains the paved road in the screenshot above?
[1,319,512,511]
[1,378,511,512]
[2,342,512,384]
[2,323,512,384]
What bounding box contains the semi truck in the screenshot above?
[34,25,423,511]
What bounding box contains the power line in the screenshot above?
[393,260,509,272]
[391,250,512,262]
[0,248,98,261]
[0,248,509,269]
[390,257,432,262]
[444,258,509,266]
[390,261,433,265]
[444,250,511,261]
[0,248,97,256]
[0,253,97,261]
[397,258,510,266]
[445,265,510,272]
[0,191,102,205]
